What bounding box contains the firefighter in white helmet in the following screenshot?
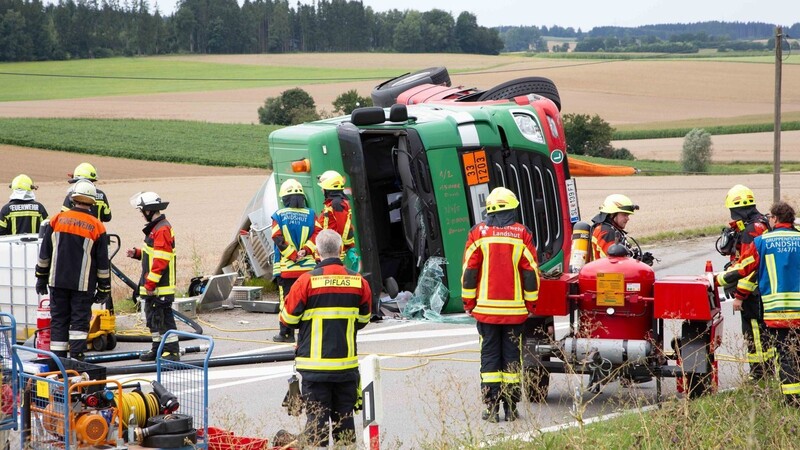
[126,191,179,361]
[590,194,654,265]
[462,187,540,423]
[271,179,317,343]
[1,174,48,235]
[36,179,111,360]
[714,184,775,381]
[62,162,112,222]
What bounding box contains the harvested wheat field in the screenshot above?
[1,144,268,298]
[5,143,800,298]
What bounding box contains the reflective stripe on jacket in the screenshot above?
[0,200,48,235]
[314,199,355,255]
[271,207,317,278]
[461,222,539,325]
[139,216,176,296]
[754,224,800,327]
[280,259,372,375]
[36,209,109,292]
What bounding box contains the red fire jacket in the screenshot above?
[461,222,540,325]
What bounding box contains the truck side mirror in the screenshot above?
[389,104,408,122]
[351,107,386,126]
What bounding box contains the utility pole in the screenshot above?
[774,26,783,203]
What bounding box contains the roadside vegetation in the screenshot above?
[466,384,800,449]
[614,120,800,140]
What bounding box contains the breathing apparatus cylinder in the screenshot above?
[568,221,591,273]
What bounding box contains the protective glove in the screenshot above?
[35,277,48,295]
[94,290,111,304]
[723,284,737,300]
[640,252,656,266]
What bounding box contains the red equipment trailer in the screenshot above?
[524,253,724,400]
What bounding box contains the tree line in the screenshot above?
[0,0,503,61]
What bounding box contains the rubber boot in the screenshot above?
[503,402,518,422]
[481,404,499,423]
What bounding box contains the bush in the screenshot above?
[258,88,320,125]
[681,128,713,173]
[563,113,615,157]
[332,90,373,115]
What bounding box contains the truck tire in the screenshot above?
[371,67,451,107]
[477,77,561,111]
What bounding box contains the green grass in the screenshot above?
[614,111,800,133]
[638,225,722,245]
[613,121,800,140]
[570,154,800,175]
[0,118,277,168]
[514,386,800,449]
[0,57,399,101]
[531,51,800,64]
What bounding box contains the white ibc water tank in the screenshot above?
[0,234,42,341]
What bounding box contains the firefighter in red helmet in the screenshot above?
[462,187,540,422]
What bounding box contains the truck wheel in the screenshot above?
[477,77,561,111]
[371,67,451,107]
[525,366,550,402]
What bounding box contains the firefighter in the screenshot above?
[590,194,654,265]
[461,187,540,423]
[747,202,800,406]
[714,184,775,381]
[313,170,355,262]
[0,174,48,236]
[126,191,179,361]
[280,229,372,447]
[271,179,317,343]
[62,162,112,222]
[35,180,111,360]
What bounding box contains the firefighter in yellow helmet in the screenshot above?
[313,170,355,260]
[462,187,540,422]
[714,184,775,381]
[62,162,112,222]
[589,194,654,265]
[271,179,317,343]
[0,174,48,235]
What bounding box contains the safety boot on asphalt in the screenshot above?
[139,350,157,361]
[161,352,180,362]
[273,333,295,343]
[481,406,500,423]
[503,402,518,422]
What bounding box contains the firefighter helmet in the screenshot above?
[129,191,169,211]
[485,187,519,213]
[71,179,97,205]
[10,174,37,191]
[279,179,305,197]
[317,170,345,190]
[725,184,755,209]
[71,163,98,182]
[599,194,638,215]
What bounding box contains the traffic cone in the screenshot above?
[705,260,713,273]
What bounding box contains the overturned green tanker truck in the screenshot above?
[267,67,579,313]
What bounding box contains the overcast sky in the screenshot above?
[150,0,793,31]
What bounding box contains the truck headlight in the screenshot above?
[513,113,544,144]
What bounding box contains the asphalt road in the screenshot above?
[99,235,749,449]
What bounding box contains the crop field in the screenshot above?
[2,52,800,290]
